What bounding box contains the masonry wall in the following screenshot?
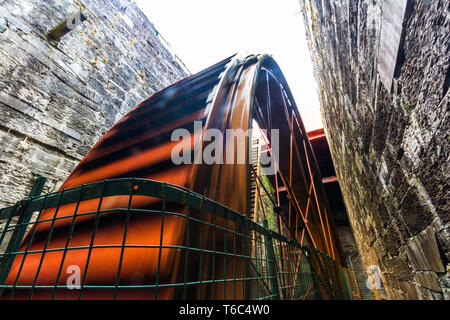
[300,0,449,299]
[0,0,188,207]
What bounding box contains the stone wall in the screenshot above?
[0,0,188,207]
[300,0,449,299]
[336,225,365,272]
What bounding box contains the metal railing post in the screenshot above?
[0,176,46,297]
[343,269,353,300]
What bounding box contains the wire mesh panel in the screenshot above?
[0,178,355,300]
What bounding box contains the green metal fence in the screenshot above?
[0,178,359,300]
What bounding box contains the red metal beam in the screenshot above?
[307,128,325,141]
[322,176,337,184]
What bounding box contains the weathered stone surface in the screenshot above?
[300,0,449,299]
[0,0,188,207]
[414,271,441,292]
[433,218,450,261]
[405,225,445,273]
[437,264,450,293]
[415,285,443,300]
[0,216,19,254]
[400,188,435,236]
[443,288,450,300]
[397,280,419,300]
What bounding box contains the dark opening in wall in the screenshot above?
[396,147,404,161]
[393,45,405,80]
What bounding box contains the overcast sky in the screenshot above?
[135,0,322,131]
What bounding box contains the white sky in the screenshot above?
[135,0,322,131]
